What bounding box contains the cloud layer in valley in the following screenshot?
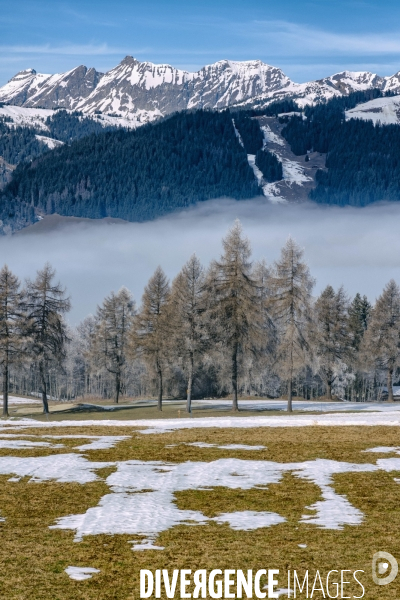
[2,199,400,323]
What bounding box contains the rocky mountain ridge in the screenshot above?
[2,56,400,122]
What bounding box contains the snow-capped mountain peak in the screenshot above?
[1,56,400,121]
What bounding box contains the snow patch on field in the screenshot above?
[0,439,64,449]
[51,456,387,547]
[1,396,41,405]
[65,566,100,581]
[213,510,285,529]
[45,435,129,451]
[0,454,110,483]
[185,442,265,450]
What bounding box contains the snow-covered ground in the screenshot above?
[65,566,100,581]
[1,396,41,405]
[0,104,140,132]
[35,135,64,149]
[346,96,400,125]
[1,422,400,551]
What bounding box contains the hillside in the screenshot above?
[1,110,268,228]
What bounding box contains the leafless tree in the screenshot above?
[210,221,262,411]
[134,266,170,410]
[94,287,135,403]
[270,237,314,412]
[170,255,207,413]
[0,266,26,417]
[26,264,71,413]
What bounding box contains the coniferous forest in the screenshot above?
[1,222,399,417]
[2,110,263,223]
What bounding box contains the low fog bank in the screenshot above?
[3,198,400,322]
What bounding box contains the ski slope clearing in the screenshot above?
[346,96,400,125]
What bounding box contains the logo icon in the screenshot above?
[372,552,398,586]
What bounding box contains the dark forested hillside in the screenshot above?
[2,110,259,225]
[280,89,400,206]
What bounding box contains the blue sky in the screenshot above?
[2,0,400,85]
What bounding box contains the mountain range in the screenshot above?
[2,56,400,123]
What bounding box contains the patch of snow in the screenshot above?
[35,135,64,150]
[0,439,63,449]
[185,442,265,450]
[51,456,382,547]
[0,454,111,483]
[346,96,400,125]
[282,159,312,185]
[261,125,285,147]
[363,446,400,455]
[232,119,244,147]
[298,544,307,548]
[65,566,100,581]
[43,434,129,451]
[1,396,41,405]
[213,510,285,530]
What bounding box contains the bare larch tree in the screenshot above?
[0,266,26,417]
[211,221,261,411]
[94,287,135,403]
[364,279,400,402]
[134,266,170,410]
[26,264,71,414]
[170,255,206,413]
[270,237,314,412]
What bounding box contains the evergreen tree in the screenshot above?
[94,287,135,403]
[270,238,314,411]
[26,264,71,413]
[312,285,352,399]
[348,293,371,351]
[134,267,170,410]
[0,266,26,417]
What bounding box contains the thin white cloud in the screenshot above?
[0,43,139,56]
[252,20,400,55]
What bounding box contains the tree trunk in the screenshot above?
[232,345,239,412]
[2,362,8,418]
[387,368,394,402]
[115,372,120,404]
[327,380,332,400]
[287,378,293,413]
[186,354,193,414]
[157,368,163,411]
[40,363,49,414]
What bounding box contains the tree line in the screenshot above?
[2,222,400,416]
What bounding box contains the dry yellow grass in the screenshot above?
[0,425,399,599]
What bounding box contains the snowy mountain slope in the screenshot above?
[234,70,400,110]
[345,96,400,125]
[0,105,141,131]
[0,57,289,118]
[0,66,102,110]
